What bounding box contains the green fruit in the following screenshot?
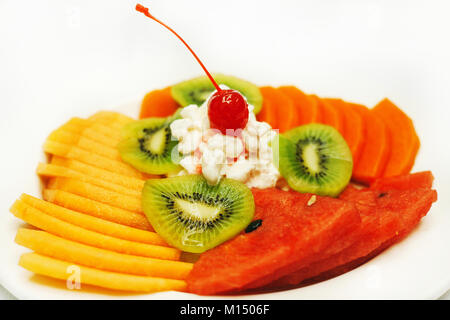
[118,117,181,175]
[275,123,353,197]
[142,175,255,253]
[171,73,263,113]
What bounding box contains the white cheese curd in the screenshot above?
[170,88,280,188]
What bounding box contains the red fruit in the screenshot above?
[268,174,437,288]
[186,188,360,295]
[208,90,249,135]
[187,173,437,295]
[370,171,434,191]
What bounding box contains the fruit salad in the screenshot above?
[9,4,437,296]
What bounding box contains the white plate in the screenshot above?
[1,0,450,300]
[0,100,449,300]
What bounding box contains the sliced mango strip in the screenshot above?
[61,118,92,133]
[43,189,152,230]
[63,117,123,139]
[78,126,120,148]
[47,178,142,213]
[50,156,144,191]
[61,120,121,143]
[89,111,134,125]
[15,229,193,279]
[19,253,187,292]
[89,111,133,131]
[37,163,141,198]
[48,129,121,161]
[43,141,142,178]
[19,194,164,245]
[87,123,122,141]
[11,201,178,260]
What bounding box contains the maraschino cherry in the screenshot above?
[135,4,249,136]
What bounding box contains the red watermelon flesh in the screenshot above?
[370,171,434,191]
[268,184,437,288]
[186,188,361,295]
[299,237,394,286]
[242,187,374,291]
[305,187,437,285]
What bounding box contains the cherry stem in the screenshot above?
[136,4,222,92]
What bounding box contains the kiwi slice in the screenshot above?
[171,73,263,113]
[118,116,181,175]
[275,123,353,197]
[142,175,255,253]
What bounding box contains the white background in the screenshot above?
[0,0,449,299]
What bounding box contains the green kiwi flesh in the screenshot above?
[118,116,181,175]
[142,175,255,253]
[276,123,353,197]
[170,73,263,114]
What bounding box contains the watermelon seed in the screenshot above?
[245,219,263,233]
[378,192,388,198]
[307,195,317,206]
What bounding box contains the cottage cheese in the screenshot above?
[170,88,280,188]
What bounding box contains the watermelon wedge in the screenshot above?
[186,189,361,295]
[370,170,434,191]
[268,172,437,288]
[186,172,436,295]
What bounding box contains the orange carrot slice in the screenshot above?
[272,88,297,133]
[406,133,421,173]
[257,87,278,130]
[372,98,419,177]
[325,99,365,164]
[350,103,390,184]
[139,87,180,119]
[280,91,298,132]
[279,86,320,125]
[312,95,343,133]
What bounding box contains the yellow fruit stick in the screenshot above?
[62,117,122,140]
[37,163,141,198]
[47,129,121,161]
[43,189,152,230]
[43,141,142,178]
[88,123,122,141]
[78,126,120,148]
[63,121,121,141]
[11,201,179,260]
[19,253,187,292]
[89,111,134,124]
[47,177,142,213]
[50,156,144,191]
[20,194,164,245]
[15,229,193,279]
